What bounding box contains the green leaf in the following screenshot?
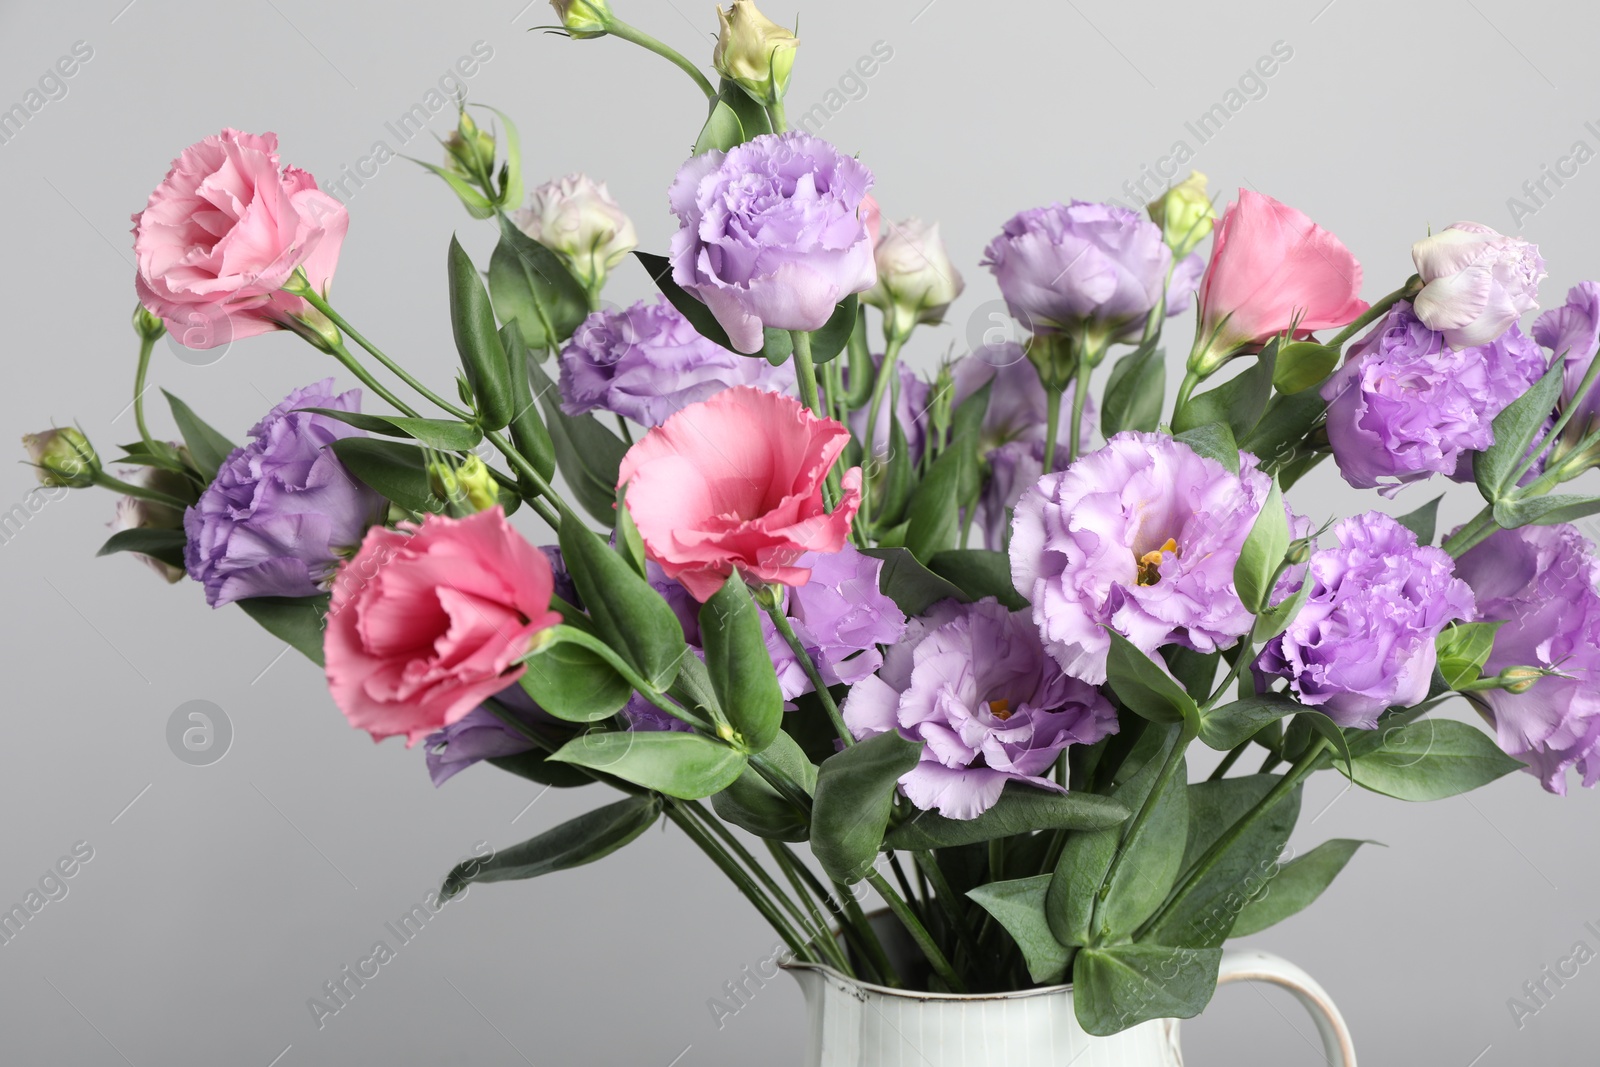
[808,294,859,365]
[1476,359,1565,501]
[967,876,1073,984]
[527,359,627,525]
[500,321,557,483]
[874,414,915,529]
[1252,573,1312,645]
[408,157,495,219]
[1103,628,1199,726]
[1493,493,1600,529]
[716,77,773,139]
[449,234,516,430]
[613,484,648,578]
[1343,718,1524,801]
[1198,695,1301,751]
[96,528,186,569]
[328,437,443,514]
[711,730,816,842]
[297,408,483,451]
[1172,339,1279,439]
[693,98,745,155]
[811,729,923,884]
[885,781,1130,851]
[558,515,690,691]
[475,104,522,210]
[1163,647,1220,703]
[903,440,973,563]
[440,795,661,899]
[1101,340,1166,436]
[518,634,633,722]
[1073,944,1223,1036]
[1143,774,1301,948]
[926,549,1026,610]
[699,575,784,752]
[1436,621,1507,689]
[1394,494,1444,546]
[1233,478,1287,613]
[860,547,967,616]
[486,749,596,790]
[1232,839,1372,937]
[1094,754,1189,941]
[487,213,590,350]
[549,731,746,799]
[162,391,236,482]
[1173,422,1239,474]
[236,594,330,666]
[1272,341,1340,395]
[633,251,792,360]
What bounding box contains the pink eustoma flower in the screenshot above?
[617,386,862,601]
[132,128,348,348]
[1193,189,1367,373]
[324,509,562,746]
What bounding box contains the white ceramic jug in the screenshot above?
[786,948,1355,1066]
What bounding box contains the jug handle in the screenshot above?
[1215,949,1356,1066]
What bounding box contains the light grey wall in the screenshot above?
[2,0,1597,1063]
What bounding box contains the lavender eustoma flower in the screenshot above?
[669,132,877,354]
[424,684,548,786]
[184,379,386,607]
[842,598,1117,819]
[763,545,907,700]
[559,297,795,426]
[981,201,1171,337]
[1009,432,1278,684]
[1454,523,1600,794]
[1255,512,1474,729]
[1322,302,1546,496]
[1535,281,1600,463]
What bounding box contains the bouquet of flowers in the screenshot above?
[28,0,1600,1037]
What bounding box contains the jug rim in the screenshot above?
[780,959,1075,1003]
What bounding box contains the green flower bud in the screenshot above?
[444,111,497,181]
[714,0,798,107]
[1147,171,1216,259]
[550,0,611,39]
[429,455,500,515]
[22,427,99,489]
[132,304,166,342]
[1497,665,1548,695]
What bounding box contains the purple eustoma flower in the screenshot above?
[424,684,549,786]
[1454,523,1600,794]
[1535,281,1600,463]
[1009,432,1279,684]
[669,132,877,354]
[559,297,795,427]
[842,598,1117,819]
[1322,302,1545,496]
[763,545,907,700]
[183,379,386,607]
[982,201,1171,337]
[1255,512,1475,729]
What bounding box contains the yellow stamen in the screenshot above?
[1137,538,1179,586]
[988,698,1012,721]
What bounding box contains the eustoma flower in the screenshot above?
[132,129,348,347]
[863,217,964,341]
[1322,303,1546,495]
[1454,524,1600,793]
[1009,432,1279,684]
[763,545,907,699]
[1192,189,1366,375]
[1412,222,1545,350]
[1534,281,1600,465]
[842,599,1117,819]
[324,509,563,745]
[108,457,189,583]
[1255,513,1474,729]
[617,386,862,601]
[669,132,877,354]
[982,201,1170,341]
[184,380,386,607]
[515,174,637,291]
[559,296,795,426]
[424,685,549,786]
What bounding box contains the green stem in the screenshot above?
[1041,386,1063,477]
[1512,357,1600,485]
[1442,504,1497,559]
[323,338,421,418]
[790,329,824,417]
[766,99,788,133]
[132,335,157,452]
[1092,729,1190,932]
[1137,736,1328,941]
[605,19,717,100]
[836,879,898,986]
[1067,354,1092,466]
[91,472,190,510]
[761,601,851,744]
[482,428,564,528]
[667,804,815,962]
[770,845,855,974]
[302,291,472,421]
[912,852,980,968]
[858,334,905,533]
[1207,743,1248,782]
[690,802,823,951]
[1173,371,1199,423]
[865,870,967,994]
[1323,279,1419,351]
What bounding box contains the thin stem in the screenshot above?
[690,802,822,950]
[482,428,564,528]
[912,851,980,966]
[92,472,189,510]
[761,601,851,744]
[615,415,634,447]
[766,99,788,133]
[768,842,855,975]
[1442,504,1497,559]
[1041,386,1063,477]
[1067,353,1092,466]
[865,870,967,994]
[304,291,472,421]
[324,338,421,417]
[889,852,921,913]
[605,19,717,100]
[835,879,898,986]
[667,804,815,962]
[859,334,904,534]
[1513,356,1600,485]
[1207,743,1248,782]
[1173,371,1199,423]
[790,330,824,417]
[1137,736,1329,941]
[1323,279,1419,351]
[132,335,157,452]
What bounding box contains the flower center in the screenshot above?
[987,698,1012,721]
[1136,538,1180,586]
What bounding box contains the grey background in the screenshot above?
[2,0,1597,1063]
